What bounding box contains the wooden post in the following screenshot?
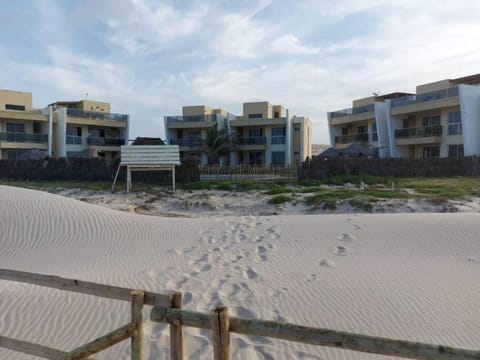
[212,307,230,360]
[126,165,131,192]
[170,292,183,360]
[172,165,176,191]
[131,290,144,360]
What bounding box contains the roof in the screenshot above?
[452,73,480,85]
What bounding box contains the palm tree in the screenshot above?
[203,124,237,165]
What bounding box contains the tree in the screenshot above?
[203,124,237,165]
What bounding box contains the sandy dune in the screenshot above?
[0,185,479,359]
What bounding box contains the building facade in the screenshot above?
[164,101,312,166]
[327,73,480,158]
[0,89,129,162]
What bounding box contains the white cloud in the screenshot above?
[2,0,480,145]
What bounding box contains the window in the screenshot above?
[249,151,262,165]
[423,146,440,158]
[248,113,263,119]
[248,128,263,137]
[274,111,280,119]
[271,127,286,144]
[177,129,183,139]
[342,127,348,135]
[6,150,27,159]
[89,128,106,138]
[294,127,300,132]
[5,104,25,111]
[423,115,441,127]
[448,144,464,158]
[271,151,285,166]
[66,125,82,145]
[357,125,367,134]
[33,122,42,134]
[448,111,462,135]
[6,123,25,142]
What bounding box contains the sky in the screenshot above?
[1,0,480,144]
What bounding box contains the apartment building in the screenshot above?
[0,89,129,162]
[164,101,312,166]
[327,73,480,158]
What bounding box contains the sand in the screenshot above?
[0,185,479,359]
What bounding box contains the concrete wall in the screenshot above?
[81,100,110,112]
[352,96,375,107]
[459,84,480,156]
[0,89,33,111]
[183,105,213,116]
[416,79,453,94]
[243,101,272,119]
[374,102,390,158]
[55,108,67,157]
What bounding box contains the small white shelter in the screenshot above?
[112,145,181,192]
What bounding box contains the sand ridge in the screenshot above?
[1,185,479,359]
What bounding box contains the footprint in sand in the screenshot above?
[244,268,258,279]
[337,233,357,242]
[306,273,317,282]
[334,245,351,256]
[319,258,335,267]
[256,246,267,261]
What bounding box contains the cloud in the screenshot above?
[1,0,480,145]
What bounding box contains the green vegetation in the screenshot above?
[268,194,293,205]
[3,177,479,212]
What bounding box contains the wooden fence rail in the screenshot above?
[2,268,480,360]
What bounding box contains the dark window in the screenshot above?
[357,125,367,134]
[294,127,300,132]
[448,111,462,135]
[423,146,440,158]
[177,129,183,139]
[5,104,26,111]
[6,150,27,159]
[342,127,348,135]
[271,151,285,166]
[248,128,263,137]
[271,127,286,144]
[66,125,82,144]
[448,144,464,158]
[274,111,280,119]
[33,122,42,133]
[6,123,25,142]
[249,151,262,165]
[423,115,441,127]
[248,113,263,119]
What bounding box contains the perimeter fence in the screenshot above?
[1,268,479,360]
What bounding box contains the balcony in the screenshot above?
[169,138,204,148]
[394,126,443,145]
[87,137,125,146]
[330,104,375,119]
[165,115,219,123]
[271,136,286,145]
[239,136,267,145]
[334,133,369,144]
[66,108,128,122]
[0,132,48,143]
[390,87,459,115]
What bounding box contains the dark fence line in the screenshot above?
[299,156,480,179]
[0,157,199,184]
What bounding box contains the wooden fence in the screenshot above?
[199,165,296,182]
[1,268,479,360]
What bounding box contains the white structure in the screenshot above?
[112,145,181,192]
[328,73,480,158]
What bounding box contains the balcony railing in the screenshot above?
[330,104,375,119]
[169,138,204,147]
[0,132,48,143]
[391,87,459,108]
[271,136,286,145]
[66,108,128,122]
[238,136,267,145]
[334,133,370,144]
[394,125,443,138]
[165,115,219,123]
[87,137,125,146]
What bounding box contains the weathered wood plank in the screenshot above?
[0,268,171,308]
[170,292,184,360]
[150,308,480,360]
[212,307,230,360]
[0,335,66,359]
[57,323,135,360]
[131,291,144,360]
